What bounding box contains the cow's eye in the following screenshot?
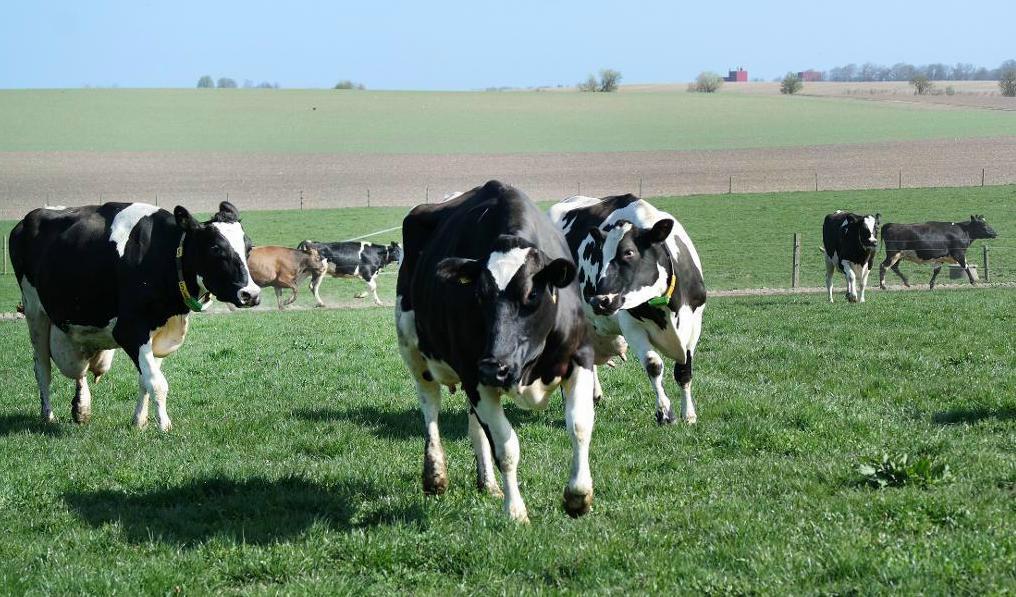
[527,289,539,303]
[623,249,635,259]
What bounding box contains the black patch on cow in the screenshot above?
[628,302,668,329]
[674,351,693,386]
[645,357,663,378]
[823,211,880,270]
[297,240,400,282]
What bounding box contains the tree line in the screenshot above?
[822,60,1016,82]
[197,76,279,89]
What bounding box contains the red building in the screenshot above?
[797,69,824,82]
[724,67,748,82]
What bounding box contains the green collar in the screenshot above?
[176,232,208,313]
[647,244,678,309]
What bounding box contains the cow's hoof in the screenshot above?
[422,466,448,496]
[72,409,91,425]
[593,393,604,406]
[41,411,55,424]
[563,488,593,518]
[683,414,698,425]
[656,408,677,425]
[314,303,326,308]
[479,481,503,499]
[132,416,148,430]
[354,291,368,299]
[158,420,173,433]
[506,503,530,523]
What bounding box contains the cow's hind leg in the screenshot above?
[274,287,285,310]
[20,282,54,422]
[562,364,595,517]
[473,386,527,522]
[310,274,326,307]
[72,377,92,424]
[592,365,604,405]
[955,253,977,285]
[825,258,836,303]
[674,305,704,424]
[468,407,501,497]
[367,274,383,306]
[929,264,943,290]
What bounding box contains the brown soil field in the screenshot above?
[3,137,1016,218]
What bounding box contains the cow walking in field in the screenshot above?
[396,180,596,522]
[297,240,402,306]
[822,211,880,303]
[549,194,706,425]
[10,202,260,430]
[880,216,997,290]
[247,245,327,309]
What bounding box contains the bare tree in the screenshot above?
[1000,68,1016,97]
[598,68,622,92]
[577,74,598,92]
[910,74,933,95]
[689,71,723,93]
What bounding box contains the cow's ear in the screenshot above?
[646,219,674,244]
[174,206,199,232]
[536,258,576,289]
[436,257,481,285]
[216,201,241,223]
[971,215,977,221]
[588,227,606,244]
[875,213,881,222]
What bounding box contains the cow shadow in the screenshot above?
[63,476,423,547]
[0,413,64,437]
[932,406,1016,425]
[293,405,469,441]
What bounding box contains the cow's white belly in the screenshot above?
[507,377,562,410]
[899,250,956,265]
[65,319,119,353]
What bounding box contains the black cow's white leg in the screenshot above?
[418,378,447,495]
[841,259,858,302]
[133,375,150,429]
[592,365,604,405]
[20,281,54,422]
[825,258,836,303]
[562,365,595,517]
[929,264,943,289]
[474,386,527,522]
[467,407,501,497]
[858,263,871,303]
[132,342,171,431]
[674,305,704,423]
[956,255,977,285]
[368,274,382,306]
[621,322,675,424]
[72,376,92,424]
[311,274,325,307]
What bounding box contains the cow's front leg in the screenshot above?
[467,406,501,497]
[955,254,977,285]
[310,274,326,307]
[418,378,447,495]
[620,320,674,424]
[367,274,383,306]
[929,264,943,289]
[474,386,527,522]
[133,376,150,429]
[72,376,92,424]
[858,264,871,303]
[841,260,858,302]
[124,339,171,432]
[592,365,604,405]
[562,364,595,517]
[274,287,285,310]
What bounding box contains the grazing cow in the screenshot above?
[396,180,596,522]
[296,240,402,306]
[880,216,997,289]
[822,211,880,303]
[549,195,707,425]
[247,245,327,309]
[9,201,260,430]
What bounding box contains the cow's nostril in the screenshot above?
[239,290,252,304]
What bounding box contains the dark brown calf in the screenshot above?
[248,246,327,309]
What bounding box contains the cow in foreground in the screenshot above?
[822,211,880,303]
[880,216,996,289]
[247,245,327,309]
[297,240,402,306]
[549,195,706,425]
[396,180,596,522]
[10,202,260,430]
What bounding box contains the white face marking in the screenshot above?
[211,222,260,303]
[486,247,532,291]
[599,222,633,280]
[618,263,669,309]
[863,216,877,244]
[109,203,161,257]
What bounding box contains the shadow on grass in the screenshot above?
[932,406,1016,425]
[0,413,64,437]
[64,476,423,547]
[294,405,469,441]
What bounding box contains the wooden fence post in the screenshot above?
[983,244,991,282]
[728,175,733,194]
[981,168,986,187]
[792,233,801,289]
[367,188,371,208]
[814,171,818,192]
[425,186,429,204]
[898,168,902,189]
[2,233,7,276]
[638,177,643,198]
[300,190,304,210]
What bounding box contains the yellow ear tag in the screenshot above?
[458,276,472,285]
[550,290,557,304]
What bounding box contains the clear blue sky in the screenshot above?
[1,0,1012,90]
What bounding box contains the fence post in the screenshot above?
[2,233,7,276]
[814,171,818,192]
[367,188,371,208]
[425,186,429,204]
[155,193,158,207]
[983,244,991,282]
[792,233,801,289]
[898,168,902,189]
[981,168,985,187]
[300,190,304,210]
[638,177,643,198]
[728,175,732,194]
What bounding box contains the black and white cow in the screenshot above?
[880,216,997,289]
[296,240,402,306]
[10,202,260,430]
[396,180,596,522]
[549,195,706,425]
[822,211,880,303]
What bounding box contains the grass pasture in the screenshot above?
[0,289,1013,593]
[2,89,1016,154]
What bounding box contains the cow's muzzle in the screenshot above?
[589,294,622,316]
[478,357,515,388]
[238,288,261,307]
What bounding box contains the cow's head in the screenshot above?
[583,218,674,316]
[969,215,997,239]
[435,235,575,388]
[386,241,404,266]
[844,213,880,250]
[174,201,261,308]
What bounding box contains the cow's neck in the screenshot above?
[175,231,207,313]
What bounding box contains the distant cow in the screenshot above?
[296,240,402,306]
[822,211,880,303]
[247,246,327,309]
[396,180,596,522]
[10,202,260,430]
[880,216,997,289]
[550,195,706,425]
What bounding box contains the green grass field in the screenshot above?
[0,289,1012,593]
[2,89,1015,154]
[3,185,1012,312]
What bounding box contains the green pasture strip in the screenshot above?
[0,290,1012,593]
[2,89,1015,154]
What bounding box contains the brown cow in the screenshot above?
[247,246,327,310]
